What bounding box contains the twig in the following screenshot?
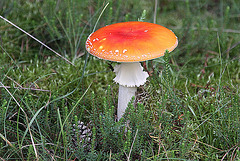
[0,15,75,66]
[127,129,138,161]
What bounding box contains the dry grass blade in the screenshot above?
[127,129,138,161]
[0,85,50,92]
[0,133,13,147]
[0,15,75,66]
[221,144,240,161]
[0,81,39,161]
[153,0,158,24]
[4,75,23,88]
[189,138,223,152]
[223,41,240,54]
[157,123,169,161]
[231,146,239,161]
[173,26,240,34]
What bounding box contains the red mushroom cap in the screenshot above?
[86,21,178,62]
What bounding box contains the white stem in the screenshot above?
[113,62,149,121]
[117,85,137,121]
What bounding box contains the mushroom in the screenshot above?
[86,21,178,121]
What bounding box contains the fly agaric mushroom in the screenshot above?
[86,21,178,121]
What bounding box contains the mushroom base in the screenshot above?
[117,85,137,121]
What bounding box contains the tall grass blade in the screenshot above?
[0,15,74,66]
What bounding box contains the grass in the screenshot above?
[0,0,240,160]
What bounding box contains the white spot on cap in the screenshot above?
[144,30,148,32]
[115,50,119,53]
[123,49,127,53]
[88,41,92,46]
[87,47,91,52]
